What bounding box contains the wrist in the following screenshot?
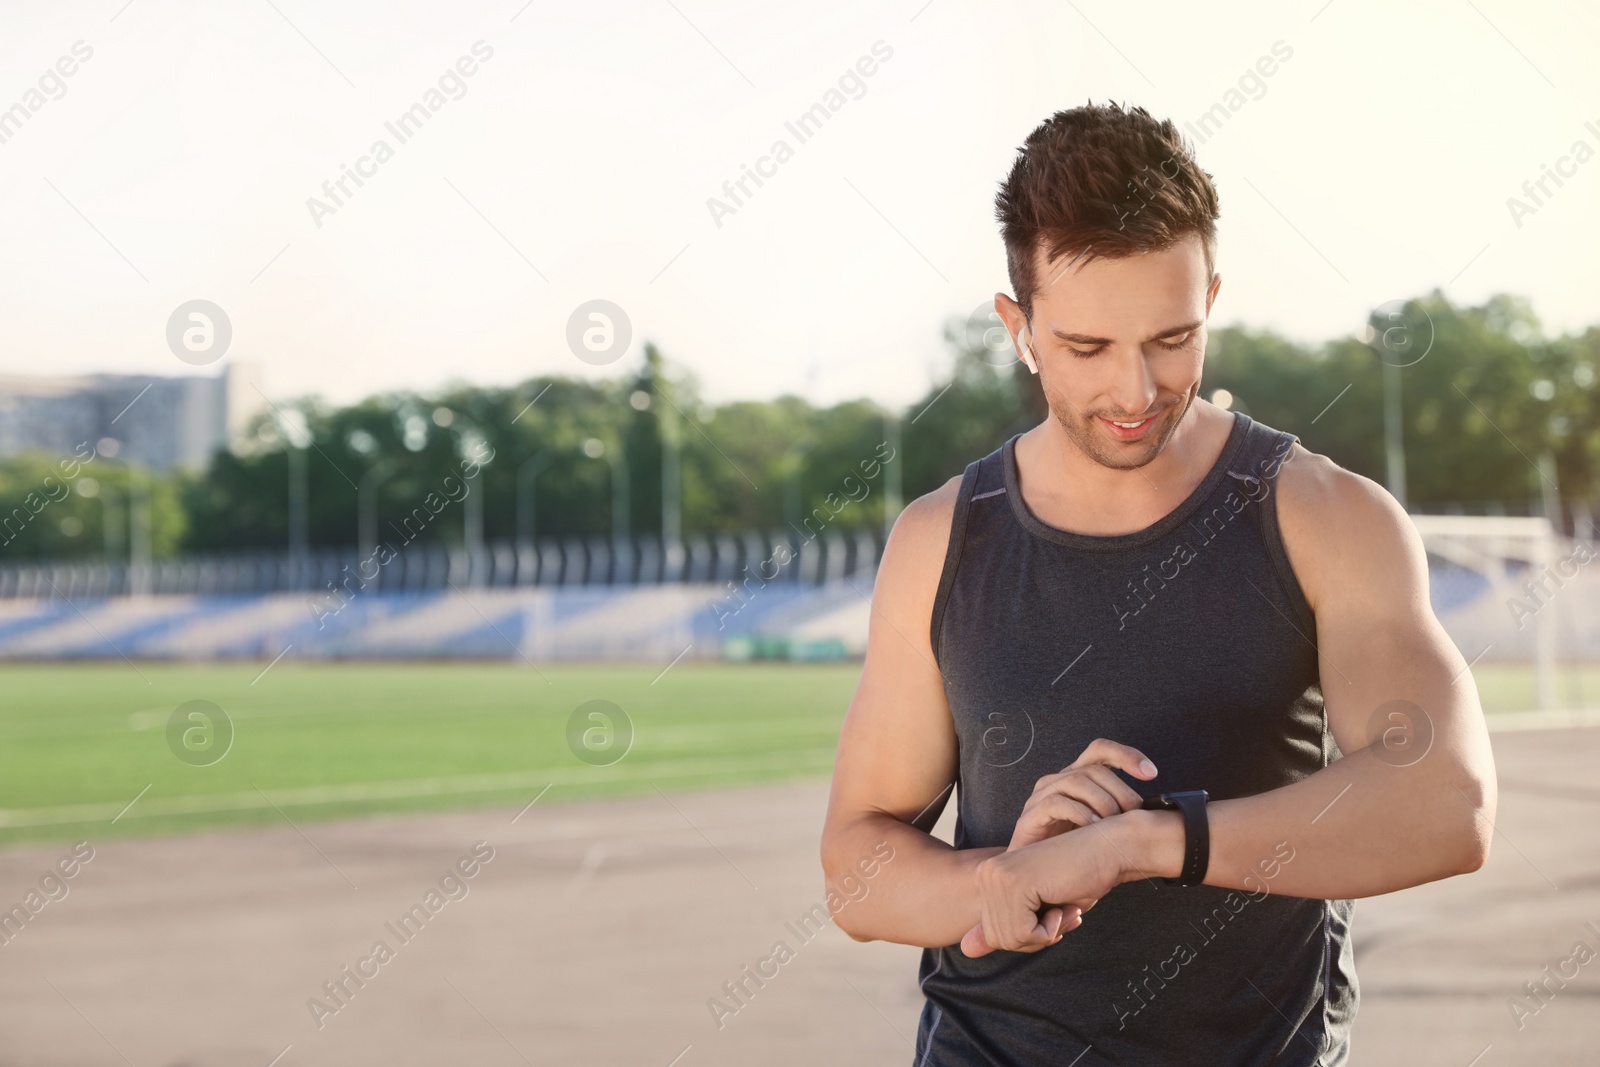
[1111,808,1186,884]
[965,844,1006,898]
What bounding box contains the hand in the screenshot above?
[961,821,1127,958]
[1008,738,1158,851]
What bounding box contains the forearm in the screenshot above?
[1118,745,1496,900]
[823,811,1002,947]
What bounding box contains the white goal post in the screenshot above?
[1408,514,1573,710]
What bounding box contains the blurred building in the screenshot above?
[0,362,266,470]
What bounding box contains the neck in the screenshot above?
[1017,399,1229,534]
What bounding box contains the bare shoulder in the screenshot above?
[876,474,962,615]
[1273,442,1427,614]
[887,475,961,562]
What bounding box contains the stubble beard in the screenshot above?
[1047,388,1195,472]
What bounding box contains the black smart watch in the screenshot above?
[1140,790,1210,886]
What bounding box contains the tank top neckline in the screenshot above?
[999,409,1251,553]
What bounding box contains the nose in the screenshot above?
[1106,347,1159,417]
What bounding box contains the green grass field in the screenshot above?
[0,662,859,848]
[0,661,1591,848]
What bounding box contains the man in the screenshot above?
[820,102,1497,1065]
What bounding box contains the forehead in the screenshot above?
[1031,234,1210,335]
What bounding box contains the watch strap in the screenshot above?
[1140,790,1210,886]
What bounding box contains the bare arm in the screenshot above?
[1193,448,1497,896]
[962,448,1499,954]
[820,479,1003,948]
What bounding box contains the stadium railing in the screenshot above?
[0,527,886,600]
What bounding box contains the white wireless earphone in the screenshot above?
[1016,323,1039,375]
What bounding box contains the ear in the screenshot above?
[994,292,1038,375]
[1205,273,1222,315]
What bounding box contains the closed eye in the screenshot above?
[1067,330,1198,358]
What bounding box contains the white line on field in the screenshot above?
[1,751,834,829]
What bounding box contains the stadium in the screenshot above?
[2,4,1599,1065]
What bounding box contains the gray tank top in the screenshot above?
[918,411,1357,1066]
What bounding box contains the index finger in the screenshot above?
[1068,737,1157,780]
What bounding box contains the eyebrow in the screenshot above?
[1050,320,1204,346]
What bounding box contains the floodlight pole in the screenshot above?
[358,461,394,556]
[1381,359,1407,509]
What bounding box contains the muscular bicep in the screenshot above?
[1279,455,1489,773]
[824,484,962,839]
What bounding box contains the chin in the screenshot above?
[1090,438,1167,471]
[1053,401,1185,471]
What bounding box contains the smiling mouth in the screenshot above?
[1096,413,1160,440]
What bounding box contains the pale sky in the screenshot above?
[0,0,1596,410]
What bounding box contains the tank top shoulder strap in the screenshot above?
[1222,413,1298,495]
[1224,415,1313,633]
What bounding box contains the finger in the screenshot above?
[1077,765,1149,812]
[984,888,1049,954]
[1018,773,1117,819]
[1011,796,1100,848]
[1028,769,1071,800]
[1069,738,1158,780]
[1017,770,1133,823]
[1048,773,1130,818]
[1009,803,1095,851]
[1052,906,1084,942]
[1005,909,1066,954]
[960,923,993,958]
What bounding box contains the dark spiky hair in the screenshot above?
[995,102,1219,320]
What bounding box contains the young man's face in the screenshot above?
[1003,233,1220,471]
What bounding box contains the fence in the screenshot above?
[0,527,886,600]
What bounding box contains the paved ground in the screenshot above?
[0,723,1596,1066]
